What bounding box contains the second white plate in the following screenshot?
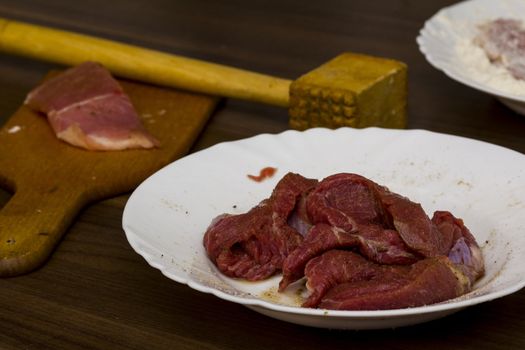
[417,0,525,114]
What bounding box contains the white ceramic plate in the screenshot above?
[417,0,525,115]
[122,128,525,330]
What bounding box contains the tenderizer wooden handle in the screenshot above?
[0,17,290,107]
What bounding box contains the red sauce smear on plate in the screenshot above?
[247,167,277,182]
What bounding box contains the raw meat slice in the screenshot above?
[25,61,159,150]
[302,250,378,308]
[25,61,121,113]
[377,187,449,257]
[354,224,419,265]
[432,211,485,284]
[306,173,386,232]
[278,222,416,291]
[316,254,470,310]
[203,173,317,280]
[279,224,359,291]
[306,173,448,257]
[475,18,525,80]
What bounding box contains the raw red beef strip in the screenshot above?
[432,211,484,284]
[25,61,159,151]
[278,222,417,291]
[306,173,386,232]
[203,173,317,280]
[377,185,451,257]
[279,224,359,291]
[309,251,470,310]
[354,224,419,265]
[307,173,448,257]
[475,18,525,80]
[302,250,378,308]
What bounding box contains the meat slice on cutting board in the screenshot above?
[25,61,159,151]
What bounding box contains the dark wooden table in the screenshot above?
[1,1,524,349]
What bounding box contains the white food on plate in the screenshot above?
[417,0,525,114]
[455,20,525,97]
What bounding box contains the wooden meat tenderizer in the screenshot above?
[0,17,407,129]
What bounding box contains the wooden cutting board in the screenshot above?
[0,74,219,277]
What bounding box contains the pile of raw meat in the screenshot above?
[203,173,484,310]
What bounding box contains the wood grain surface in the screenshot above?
[0,1,524,349]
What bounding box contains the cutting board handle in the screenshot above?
[0,17,291,107]
[0,184,85,276]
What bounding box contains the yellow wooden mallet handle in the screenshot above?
[0,18,291,107]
